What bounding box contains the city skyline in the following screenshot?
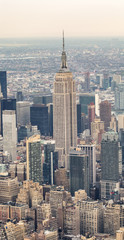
[1,0,124,38]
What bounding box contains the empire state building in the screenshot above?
[53,33,77,169]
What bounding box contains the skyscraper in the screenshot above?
[26,135,42,184]
[88,102,95,131]
[3,110,17,161]
[53,33,77,169]
[0,71,7,99]
[100,100,111,131]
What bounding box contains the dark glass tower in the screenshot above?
[0,71,7,99]
[30,104,49,136]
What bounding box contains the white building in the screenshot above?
[3,110,17,161]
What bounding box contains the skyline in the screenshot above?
[1,0,124,38]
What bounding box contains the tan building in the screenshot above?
[110,114,118,132]
[0,204,10,222]
[10,204,28,221]
[53,34,77,169]
[118,114,124,131]
[104,201,120,235]
[79,200,103,235]
[44,230,58,240]
[64,202,80,236]
[116,228,124,240]
[74,189,87,203]
[16,180,43,207]
[91,118,104,144]
[0,177,19,203]
[54,167,69,191]
[4,221,24,240]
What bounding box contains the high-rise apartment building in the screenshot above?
[0,71,7,98]
[91,118,104,144]
[79,200,103,235]
[115,83,124,110]
[26,135,42,184]
[53,34,77,169]
[100,100,111,131]
[3,110,17,161]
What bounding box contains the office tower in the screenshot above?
[54,167,69,191]
[79,93,95,114]
[102,73,110,90]
[0,98,16,135]
[91,118,104,144]
[0,71,7,98]
[53,34,77,169]
[64,202,80,236]
[118,115,124,131]
[115,83,124,110]
[41,139,58,184]
[104,201,120,235]
[100,100,111,131]
[79,200,103,235]
[96,74,103,86]
[48,103,53,137]
[16,91,23,101]
[77,103,81,136]
[119,129,124,175]
[16,101,30,125]
[3,110,17,161]
[88,102,95,131]
[30,104,49,136]
[101,131,122,199]
[84,72,90,92]
[101,131,122,181]
[33,95,52,105]
[77,144,96,186]
[70,149,90,196]
[0,177,19,203]
[110,114,118,132]
[26,135,42,184]
[95,92,101,117]
[81,113,89,132]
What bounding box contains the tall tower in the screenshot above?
[53,32,77,169]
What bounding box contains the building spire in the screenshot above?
[63,30,65,51]
[61,30,67,69]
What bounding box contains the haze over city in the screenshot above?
[1,0,124,38]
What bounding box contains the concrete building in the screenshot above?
[104,201,120,235]
[26,135,42,184]
[100,180,120,200]
[54,167,69,191]
[3,110,17,161]
[17,101,30,126]
[79,200,103,235]
[0,177,19,203]
[69,149,90,196]
[4,221,24,240]
[100,100,111,131]
[110,114,118,132]
[116,228,124,240]
[74,189,87,203]
[53,34,77,169]
[118,115,124,131]
[64,202,80,236]
[91,118,104,144]
[44,230,58,240]
[0,204,10,222]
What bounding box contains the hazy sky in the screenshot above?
[1,0,124,38]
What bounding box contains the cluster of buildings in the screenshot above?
[1,37,124,239]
